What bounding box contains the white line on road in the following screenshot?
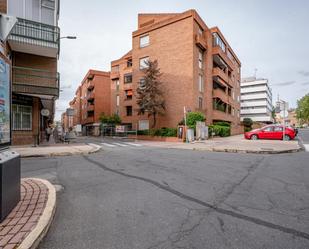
[304,144,309,152]
[123,142,143,147]
[101,143,116,147]
[112,142,128,147]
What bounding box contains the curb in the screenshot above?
[192,147,302,154]
[18,143,101,158]
[18,178,56,249]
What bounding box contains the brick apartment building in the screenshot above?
[111,10,242,134]
[1,0,60,145]
[67,70,111,136]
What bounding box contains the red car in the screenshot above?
[244,125,296,141]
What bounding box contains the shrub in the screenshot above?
[179,112,206,129]
[208,124,230,137]
[213,121,230,127]
[243,118,253,128]
[244,127,252,132]
[137,127,177,137]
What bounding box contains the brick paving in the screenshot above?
[0,179,49,249]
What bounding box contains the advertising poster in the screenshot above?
[0,58,10,147]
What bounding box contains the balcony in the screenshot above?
[87,81,95,90]
[87,92,95,101]
[12,66,59,97]
[110,71,120,79]
[212,89,228,103]
[8,18,60,58]
[213,67,229,84]
[84,116,94,124]
[212,109,234,122]
[195,34,207,51]
[212,46,233,68]
[87,104,95,112]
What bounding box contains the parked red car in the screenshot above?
[244,125,296,141]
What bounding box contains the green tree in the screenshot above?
[99,113,121,125]
[296,93,309,125]
[136,59,165,128]
[243,118,253,132]
[179,112,206,129]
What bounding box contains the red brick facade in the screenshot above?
[111,10,242,134]
[69,70,111,135]
[0,0,7,13]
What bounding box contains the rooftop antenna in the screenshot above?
[254,68,258,78]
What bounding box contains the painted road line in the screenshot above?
[112,142,128,147]
[123,142,143,147]
[304,144,309,152]
[101,143,116,147]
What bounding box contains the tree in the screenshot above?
[296,93,309,125]
[243,118,253,132]
[271,107,276,123]
[179,112,206,129]
[99,113,121,125]
[136,59,165,128]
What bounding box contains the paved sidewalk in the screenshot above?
[0,178,56,249]
[138,135,301,154]
[11,143,101,158]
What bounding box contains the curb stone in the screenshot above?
[18,178,56,249]
[192,147,302,154]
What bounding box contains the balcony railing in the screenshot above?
[8,18,60,56]
[12,66,59,97]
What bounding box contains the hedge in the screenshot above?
[137,128,177,137]
[208,125,230,137]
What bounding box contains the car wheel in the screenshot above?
[283,135,291,141]
[251,135,258,140]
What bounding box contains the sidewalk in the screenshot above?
[11,143,101,158]
[139,135,302,154]
[0,178,56,249]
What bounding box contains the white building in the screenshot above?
[240,77,273,123]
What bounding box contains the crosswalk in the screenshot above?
[99,141,143,148]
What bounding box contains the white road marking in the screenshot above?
[112,142,128,147]
[304,144,309,152]
[123,142,143,147]
[101,142,116,147]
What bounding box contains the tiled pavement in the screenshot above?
[0,179,49,249]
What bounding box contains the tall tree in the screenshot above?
[296,93,309,125]
[136,59,165,128]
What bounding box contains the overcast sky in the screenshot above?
[55,0,309,120]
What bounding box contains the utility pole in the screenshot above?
[184,106,188,143]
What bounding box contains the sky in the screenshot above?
[55,0,309,120]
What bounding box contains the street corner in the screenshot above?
[0,178,56,249]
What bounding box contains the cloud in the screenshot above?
[272,81,295,86]
[301,81,309,85]
[299,70,309,77]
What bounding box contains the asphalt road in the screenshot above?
[299,128,309,151]
[21,136,309,249]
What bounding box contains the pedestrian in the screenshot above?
[45,124,52,142]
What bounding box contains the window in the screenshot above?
[13,104,32,130]
[198,74,203,92]
[124,74,132,83]
[198,97,203,109]
[228,88,232,96]
[198,27,203,35]
[274,126,283,132]
[139,57,149,69]
[116,95,120,106]
[127,59,132,67]
[140,35,149,48]
[232,107,235,116]
[139,78,146,89]
[111,65,119,72]
[113,79,120,91]
[232,90,235,100]
[125,90,133,100]
[198,50,203,69]
[212,32,226,52]
[126,106,133,116]
[228,105,232,114]
[139,120,149,130]
[263,126,273,132]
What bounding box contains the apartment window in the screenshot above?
[198,50,203,69]
[127,59,132,67]
[198,97,203,109]
[139,57,149,69]
[140,35,149,48]
[125,90,133,100]
[228,105,232,114]
[111,65,119,72]
[139,78,146,89]
[198,74,203,92]
[198,27,203,35]
[232,90,235,100]
[232,107,235,116]
[12,104,32,130]
[113,79,120,91]
[124,74,132,83]
[126,106,133,116]
[212,32,226,52]
[228,88,232,96]
[116,95,120,106]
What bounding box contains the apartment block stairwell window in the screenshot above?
[198,50,203,69]
[139,57,149,69]
[140,35,149,48]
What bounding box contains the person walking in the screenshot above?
[45,125,52,142]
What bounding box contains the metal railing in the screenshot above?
[9,18,60,48]
[12,66,59,96]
